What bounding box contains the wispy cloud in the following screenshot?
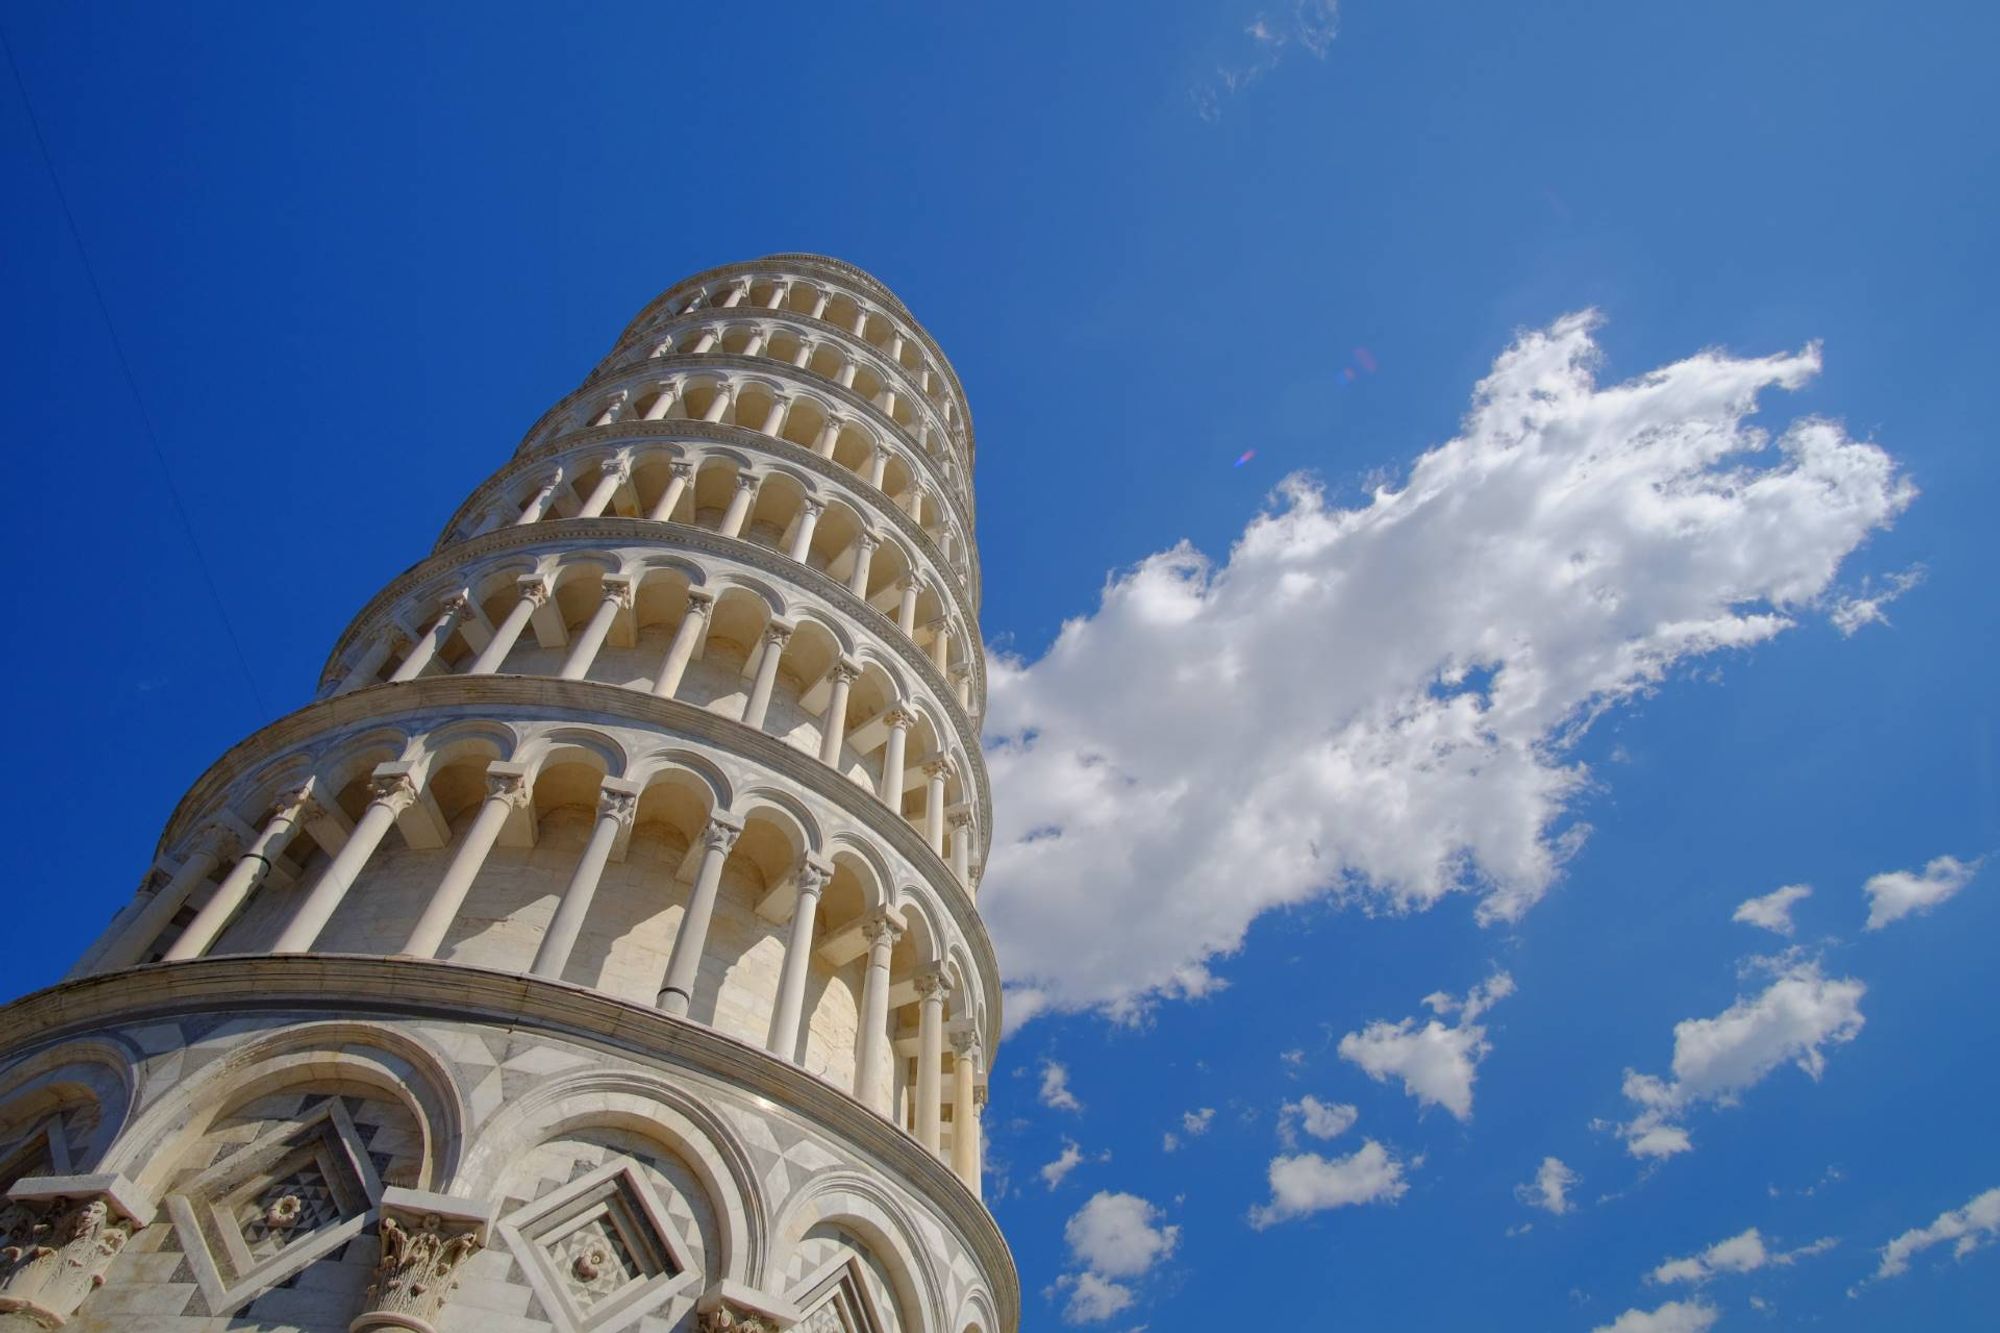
[1193,0,1341,120]
[1649,1227,1836,1284]
[1042,1059,1084,1112]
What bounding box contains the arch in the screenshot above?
[824,835,892,916]
[0,1037,138,1175]
[457,1069,765,1283]
[770,1170,944,1333]
[952,1286,1000,1333]
[734,786,822,857]
[101,1021,466,1198]
[893,889,947,971]
[628,747,733,813]
[517,725,630,779]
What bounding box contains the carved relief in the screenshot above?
[0,1194,140,1328]
[352,1208,484,1333]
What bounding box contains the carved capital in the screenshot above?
[922,756,956,782]
[485,767,531,809]
[973,1085,990,1108]
[696,1306,778,1333]
[669,460,696,480]
[701,816,744,856]
[352,1205,485,1333]
[800,497,826,518]
[684,588,717,616]
[761,621,794,649]
[830,660,863,686]
[0,1190,146,1328]
[793,859,835,899]
[438,591,473,621]
[732,471,761,494]
[861,911,904,949]
[947,807,975,831]
[596,786,639,827]
[600,577,636,610]
[368,772,421,813]
[854,529,882,552]
[951,1027,982,1058]
[514,576,551,607]
[884,706,917,733]
[914,969,950,1001]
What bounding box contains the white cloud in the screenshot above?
[1829,565,1923,635]
[1056,1271,1134,1324]
[1248,1140,1409,1228]
[1182,1107,1216,1135]
[1650,1227,1837,1284]
[1615,961,1865,1158]
[1065,1192,1179,1279]
[1516,1156,1580,1215]
[1041,1060,1083,1112]
[1042,1139,1087,1189]
[1193,0,1340,119]
[1591,1300,1718,1333]
[1874,1187,2000,1280]
[983,313,1913,1025]
[1338,973,1513,1120]
[1278,1095,1358,1147]
[1863,854,1981,930]
[1733,884,1812,936]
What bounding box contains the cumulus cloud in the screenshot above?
[1192,0,1340,119]
[1338,973,1513,1120]
[1650,1227,1836,1284]
[1516,1156,1580,1215]
[1164,1106,1216,1152]
[1615,961,1865,1158]
[1591,1300,1718,1333]
[982,312,1913,1024]
[1829,565,1924,635]
[1248,1140,1409,1228]
[1874,1187,2000,1280]
[1055,1191,1179,1322]
[1042,1138,1109,1190]
[1863,854,1981,930]
[1278,1095,1359,1147]
[1041,1060,1083,1112]
[1733,884,1812,936]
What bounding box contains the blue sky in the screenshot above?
[3,3,1997,1329]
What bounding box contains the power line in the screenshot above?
[3,29,270,716]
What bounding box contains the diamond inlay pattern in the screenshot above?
[551,1208,644,1310]
[237,1162,343,1260]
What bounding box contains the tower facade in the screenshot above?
[0,257,1012,1333]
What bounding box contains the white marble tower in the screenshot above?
[0,256,1012,1333]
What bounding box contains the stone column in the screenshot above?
[814,418,842,459]
[400,762,531,959]
[702,382,735,423]
[741,331,768,359]
[740,622,794,730]
[951,1030,983,1190]
[529,779,639,980]
[922,758,953,855]
[558,577,633,681]
[791,340,814,368]
[390,593,470,683]
[846,531,879,597]
[466,579,548,675]
[850,307,869,337]
[809,290,831,320]
[927,619,952,673]
[853,913,902,1113]
[0,1174,155,1329]
[657,815,743,1016]
[335,630,403,694]
[865,446,889,490]
[273,770,419,953]
[784,499,824,562]
[721,280,749,308]
[718,472,759,538]
[896,576,923,636]
[818,661,861,764]
[758,395,788,436]
[653,590,714,698]
[836,360,859,390]
[649,461,694,522]
[915,969,950,1154]
[948,809,974,886]
[764,858,833,1061]
[878,708,914,807]
[764,281,789,311]
[591,389,628,426]
[576,454,632,519]
[691,329,719,354]
[95,827,235,970]
[163,790,313,961]
[351,1188,494,1333]
[641,383,679,420]
[515,470,564,525]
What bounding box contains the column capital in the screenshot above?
[0,1174,156,1327]
[596,780,640,828]
[794,856,835,898]
[605,450,635,482]
[353,1188,494,1333]
[701,813,745,855]
[439,589,473,619]
[800,496,827,518]
[951,1026,982,1057]
[831,657,864,685]
[854,528,882,552]
[947,807,975,831]
[861,910,905,948]
[914,968,951,1001]
[368,769,422,813]
[761,619,796,649]
[514,575,552,606]
[922,755,957,781]
[884,705,918,732]
[972,1085,989,1107]
[684,587,717,614]
[668,458,696,480]
[600,576,636,610]
[484,761,532,808]
[731,470,761,493]
[181,822,240,864]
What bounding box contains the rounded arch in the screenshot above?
[824,835,893,916]
[517,725,630,780]
[0,1037,138,1175]
[734,786,822,857]
[893,888,947,970]
[629,747,733,812]
[101,1021,467,1198]
[952,1285,1001,1333]
[769,1169,944,1333]
[413,719,519,772]
[456,1069,765,1283]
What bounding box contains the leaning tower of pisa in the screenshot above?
[0,256,1012,1333]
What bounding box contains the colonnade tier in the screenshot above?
[435,425,982,636]
[313,521,990,841]
[73,681,998,1157]
[512,334,976,555]
[604,254,975,472]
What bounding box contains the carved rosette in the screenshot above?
[350,1210,483,1333]
[0,1195,139,1329]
